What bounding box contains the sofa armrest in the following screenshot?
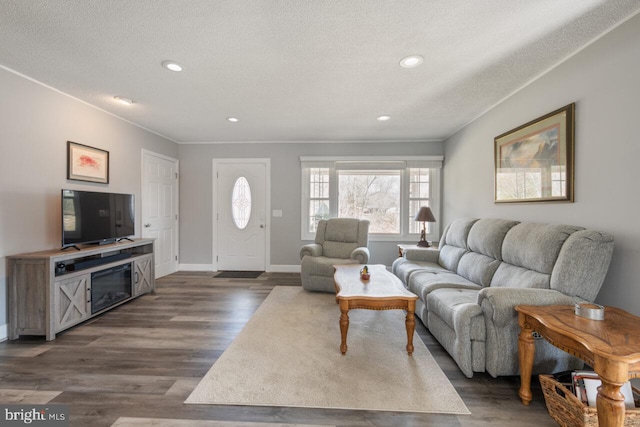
[300,243,323,260]
[404,248,440,263]
[478,287,582,327]
[479,287,587,377]
[350,247,370,264]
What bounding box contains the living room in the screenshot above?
[1,2,640,426]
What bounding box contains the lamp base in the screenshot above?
[417,228,430,247]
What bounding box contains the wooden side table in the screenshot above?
[397,243,438,257]
[515,304,640,427]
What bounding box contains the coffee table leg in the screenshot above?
[406,301,416,355]
[518,313,535,405]
[596,375,626,427]
[339,300,349,355]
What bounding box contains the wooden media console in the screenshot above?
[7,238,155,341]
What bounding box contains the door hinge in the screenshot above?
[216,256,219,262]
[175,214,178,220]
[175,255,178,261]
[175,172,178,179]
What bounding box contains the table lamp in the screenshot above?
[414,206,436,247]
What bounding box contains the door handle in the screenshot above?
[260,224,265,229]
[144,223,151,228]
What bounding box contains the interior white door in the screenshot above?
[142,151,179,278]
[216,161,267,271]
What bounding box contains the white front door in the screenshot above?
[215,160,268,271]
[142,151,179,278]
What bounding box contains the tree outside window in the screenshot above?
[338,171,400,234]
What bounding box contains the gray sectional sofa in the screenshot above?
[392,218,614,378]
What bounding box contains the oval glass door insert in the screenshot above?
[231,176,252,229]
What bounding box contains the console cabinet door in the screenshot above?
[54,274,90,333]
[133,254,155,296]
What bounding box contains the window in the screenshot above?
[301,156,442,241]
[231,177,252,229]
[308,168,330,233]
[338,170,401,234]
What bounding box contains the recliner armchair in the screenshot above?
[300,218,370,292]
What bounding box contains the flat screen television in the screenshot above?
[62,189,135,249]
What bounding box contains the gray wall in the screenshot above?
[179,141,443,269]
[0,67,178,339]
[443,15,640,314]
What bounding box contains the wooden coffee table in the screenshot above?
[516,304,640,427]
[333,264,418,355]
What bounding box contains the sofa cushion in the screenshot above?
[550,230,614,300]
[490,263,550,289]
[393,260,449,286]
[438,245,467,272]
[437,218,477,272]
[426,288,485,341]
[501,223,583,274]
[408,270,481,302]
[442,218,478,248]
[467,219,519,261]
[457,252,501,287]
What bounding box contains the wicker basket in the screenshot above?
[539,374,640,427]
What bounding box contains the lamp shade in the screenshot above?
[414,206,436,222]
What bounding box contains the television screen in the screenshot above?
[62,189,135,248]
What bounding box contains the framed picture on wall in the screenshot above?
[67,141,109,184]
[494,103,574,203]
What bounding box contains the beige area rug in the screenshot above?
[185,286,469,414]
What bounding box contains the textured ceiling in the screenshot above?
[1,1,639,143]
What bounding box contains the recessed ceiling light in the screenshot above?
[161,60,183,72]
[227,117,239,123]
[377,115,391,121]
[114,96,134,105]
[399,55,424,68]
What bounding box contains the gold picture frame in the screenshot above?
[494,103,574,203]
[67,141,109,184]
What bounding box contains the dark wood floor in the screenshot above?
[0,272,557,427]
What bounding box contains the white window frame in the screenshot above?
[300,156,443,242]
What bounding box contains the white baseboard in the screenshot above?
[178,264,300,273]
[0,323,7,342]
[178,264,215,272]
[269,265,301,273]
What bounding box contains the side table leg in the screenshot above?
[518,313,535,406]
[406,300,416,355]
[596,376,626,427]
[339,300,349,355]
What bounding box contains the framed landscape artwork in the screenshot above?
[67,141,109,184]
[494,103,574,203]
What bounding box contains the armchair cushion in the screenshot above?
[301,255,359,279]
[350,247,370,264]
[300,243,323,259]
